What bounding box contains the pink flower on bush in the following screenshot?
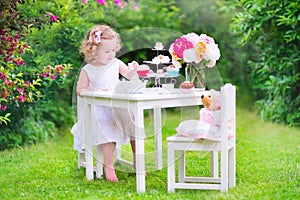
[96,0,107,5]
[115,0,121,6]
[132,5,139,10]
[19,94,25,102]
[0,105,7,111]
[17,87,23,94]
[5,80,12,87]
[13,58,24,66]
[82,0,87,4]
[50,15,59,22]
[50,75,56,80]
[41,73,47,78]
[0,72,6,80]
[54,64,64,73]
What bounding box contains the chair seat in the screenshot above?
[167,134,235,151]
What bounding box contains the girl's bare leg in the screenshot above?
[102,142,118,182]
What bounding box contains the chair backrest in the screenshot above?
[220,83,236,141]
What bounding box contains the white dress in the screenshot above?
[71,58,135,152]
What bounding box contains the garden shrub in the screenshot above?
[0,0,71,150]
[0,0,182,149]
[231,0,300,126]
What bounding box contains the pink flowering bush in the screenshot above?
[0,0,72,149]
[0,28,71,126]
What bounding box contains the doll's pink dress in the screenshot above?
[71,59,135,152]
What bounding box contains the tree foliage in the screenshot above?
[231,0,300,126]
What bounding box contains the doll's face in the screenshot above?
[201,95,211,108]
[94,37,117,65]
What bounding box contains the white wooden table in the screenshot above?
[80,88,205,192]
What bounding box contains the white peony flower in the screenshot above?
[183,48,197,63]
[183,32,201,45]
[203,43,221,62]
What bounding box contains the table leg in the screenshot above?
[154,107,162,170]
[85,103,94,180]
[135,107,146,192]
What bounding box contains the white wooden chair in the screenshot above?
[167,83,236,192]
[78,146,103,178]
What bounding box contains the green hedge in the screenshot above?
[231,0,300,126]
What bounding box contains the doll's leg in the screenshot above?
[102,142,118,182]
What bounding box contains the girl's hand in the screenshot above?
[129,61,139,71]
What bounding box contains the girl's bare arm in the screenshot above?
[76,70,89,96]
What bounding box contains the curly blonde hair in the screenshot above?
[80,24,122,63]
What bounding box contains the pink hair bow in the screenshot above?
[94,30,102,44]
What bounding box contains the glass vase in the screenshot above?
[180,63,195,90]
[186,62,206,89]
[198,65,206,89]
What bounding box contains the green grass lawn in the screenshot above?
[0,104,299,199]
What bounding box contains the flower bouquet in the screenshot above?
[169,33,221,89]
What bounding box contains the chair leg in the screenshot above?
[167,143,175,192]
[95,145,103,178]
[220,150,229,192]
[228,147,236,188]
[115,142,121,161]
[78,152,85,169]
[210,151,218,178]
[178,150,185,183]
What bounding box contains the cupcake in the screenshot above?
[166,65,179,77]
[180,81,195,91]
[152,55,170,64]
[137,64,150,77]
[153,42,164,50]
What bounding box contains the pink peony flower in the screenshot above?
[172,37,193,59]
[199,34,215,44]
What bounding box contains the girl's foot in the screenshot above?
[104,166,118,182]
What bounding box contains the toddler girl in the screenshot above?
[71,24,139,182]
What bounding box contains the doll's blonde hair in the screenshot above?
[80,24,122,63]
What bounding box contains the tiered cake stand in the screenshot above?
[140,48,178,87]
